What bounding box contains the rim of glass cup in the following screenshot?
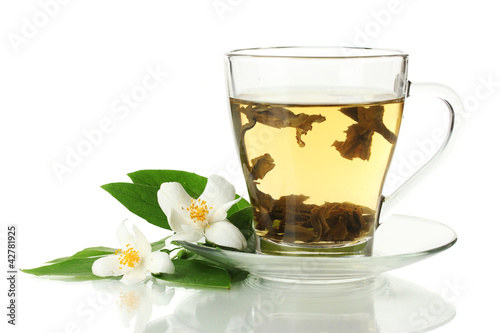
[225,46,408,59]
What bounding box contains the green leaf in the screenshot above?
[226,195,251,216]
[229,270,249,283]
[171,248,196,260]
[22,258,103,279]
[101,182,170,229]
[150,237,168,252]
[46,246,117,264]
[227,206,254,239]
[153,259,231,289]
[128,170,207,198]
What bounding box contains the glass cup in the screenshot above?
[225,47,462,256]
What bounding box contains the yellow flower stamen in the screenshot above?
[118,291,140,312]
[117,244,141,269]
[186,198,212,225]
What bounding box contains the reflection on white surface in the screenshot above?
[92,279,175,333]
[145,274,455,333]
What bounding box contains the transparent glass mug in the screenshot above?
[225,47,462,256]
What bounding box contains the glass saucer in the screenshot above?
[179,215,457,283]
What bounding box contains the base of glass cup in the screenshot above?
[244,272,385,289]
[256,236,374,257]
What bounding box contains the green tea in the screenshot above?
[231,97,404,248]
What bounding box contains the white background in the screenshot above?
[1,0,499,332]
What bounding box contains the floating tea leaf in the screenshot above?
[332,124,374,160]
[238,104,326,147]
[333,105,397,160]
[250,153,275,181]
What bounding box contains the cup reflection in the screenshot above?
[145,274,455,333]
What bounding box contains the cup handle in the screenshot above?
[379,81,465,221]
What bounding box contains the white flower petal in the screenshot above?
[143,251,175,274]
[117,221,136,250]
[165,225,204,245]
[132,225,152,257]
[209,196,242,224]
[158,182,193,231]
[200,175,236,210]
[121,265,148,285]
[167,207,192,233]
[158,182,192,216]
[92,255,131,277]
[204,220,247,251]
